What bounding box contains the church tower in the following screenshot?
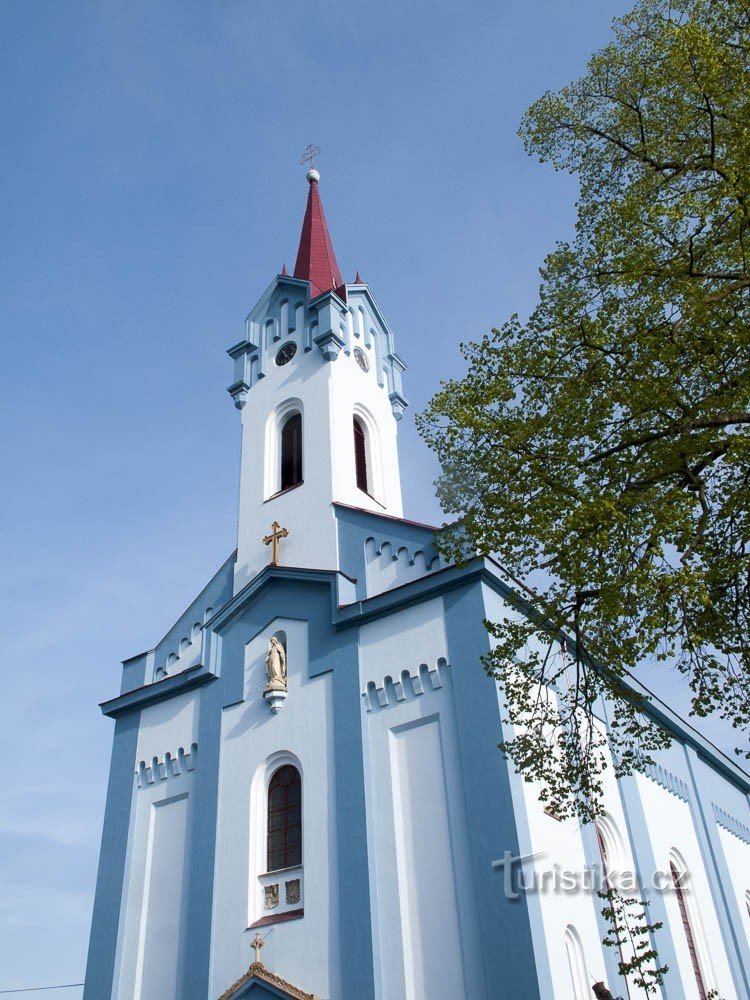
[83,167,750,1000]
[228,167,407,591]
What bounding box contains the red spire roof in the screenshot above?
[293,171,343,299]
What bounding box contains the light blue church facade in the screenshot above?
[84,170,750,1000]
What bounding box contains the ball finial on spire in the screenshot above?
[300,144,321,184]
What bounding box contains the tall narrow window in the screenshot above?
[267,764,302,872]
[595,820,631,999]
[670,861,708,999]
[280,413,302,491]
[564,926,590,1000]
[353,417,368,493]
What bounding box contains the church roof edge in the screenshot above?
[334,555,750,790]
[333,501,441,534]
[120,549,237,667]
[105,551,749,791]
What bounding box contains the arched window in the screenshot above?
[564,926,590,1000]
[670,860,709,999]
[595,822,611,873]
[267,764,301,872]
[353,417,368,493]
[595,818,631,999]
[280,413,302,491]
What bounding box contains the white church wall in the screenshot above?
[716,826,750,946]
[337,289,405,515]
[235,343,339,590]
[114,780,195,997]
[116,788,193,1000]
[209,617,340,1000]
[389,715,465,999]
[685,751,750,994]
[501,701,611,999]
[482,585,670,998]
[328,347,403,517]
[234,282,405,592]
[358,599,486,1000]
[133,793,190,1000]
[516,794,611,999]
[485,605,747,1000]
[503,681,739,999]
[112,690,201,999]
[134,690,200,767]
[595,720,664,999]
[635,772,736,998]
[481,587,604,997]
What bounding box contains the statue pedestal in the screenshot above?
[263,686,287,714]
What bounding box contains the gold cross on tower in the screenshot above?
[251,931,265,964]
[263,520,289,566]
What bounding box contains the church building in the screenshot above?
[84,168,750,999]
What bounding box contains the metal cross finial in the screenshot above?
[263,520,289,566]
[251,931,265,964]
[300,143,321,170]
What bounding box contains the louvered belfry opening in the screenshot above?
[267,764,302,872]
[280,413,303,491]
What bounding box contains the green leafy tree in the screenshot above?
[598,888,667,995]
[418,0,750,821]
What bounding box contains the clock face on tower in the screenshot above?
[354,347,369,372]
[275,342,297,366]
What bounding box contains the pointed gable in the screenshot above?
[293,170,343,299]
[217,961,320,1000]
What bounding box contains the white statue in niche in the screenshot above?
[264,636,287,692]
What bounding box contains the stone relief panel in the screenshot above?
[264,884,279,910]
[285,879,301,905]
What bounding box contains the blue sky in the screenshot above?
[0,1,738,995]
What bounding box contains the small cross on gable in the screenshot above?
[251,931,265,964]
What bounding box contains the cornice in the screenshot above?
[100,665,216,719]
[642,762,691,802]
[206,565,353,632]
[308,287,346,311]
[714,804,750,845]
[334,557,514,629]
